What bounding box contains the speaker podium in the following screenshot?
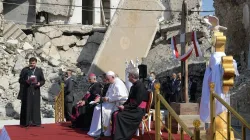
[138,64,147,79]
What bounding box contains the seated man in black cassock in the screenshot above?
[111,68,148,140]
[70,73,102,129]
[18,57,45,127]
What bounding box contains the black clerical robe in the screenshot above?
[19,67,45,126]
[64,77,75,121]
[71,82,102,129]
[112,80,148,140]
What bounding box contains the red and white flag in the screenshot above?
[170,31,203,61]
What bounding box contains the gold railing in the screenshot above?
[55,82,65,123]
[210,83,250,140]
[154,83,200,140]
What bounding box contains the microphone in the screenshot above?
[100,83,104,89]
[71,79,78,84]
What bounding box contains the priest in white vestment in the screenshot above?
[87,71,129,137]
[200,52,239,123]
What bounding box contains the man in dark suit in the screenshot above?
[64,69,75,121]
[147,72,158,108]
[189,77,197,102]
[169,73,177,102]
[147,72,158,92]
[161,76,172,103]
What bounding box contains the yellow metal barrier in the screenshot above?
[154,83,200,140]
[55,82,65,123]
[210,83,250,140]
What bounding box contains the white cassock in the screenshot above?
[87,77,129,136]
[200,52,239,123]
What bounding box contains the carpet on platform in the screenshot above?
[1,123,191,140]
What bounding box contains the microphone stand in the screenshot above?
[95,85,104,140]
[100,85,104,137]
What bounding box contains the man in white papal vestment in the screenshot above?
[87,71,129,137]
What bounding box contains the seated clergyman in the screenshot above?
[70,73,102,129]
[87,71,129,137]
[111,68,149,140]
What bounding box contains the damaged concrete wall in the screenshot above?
[36,0,81,24]
[36,0,75,17]
[214,0,248,70]
[214,0,250,122]
[161,0,202,20]
[0,24,104,119]
[3,0,36,28]
[89,0,164,80]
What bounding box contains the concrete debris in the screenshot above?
[22,42,34,50]
[46,29,63,39]
[0,25,97,119]
[0,76,9,90]
[13,55,26,73]
[59,25,93,34]
[37,26,56,33]
[76,38,88,47]
[48,58,61,67]
[35,32,50,46]
[42,45,61,60]
[51,35,78,47]
[5,40,19,50]
[62,45,70,51]
[0,1,3,14]
[3,22,30,43]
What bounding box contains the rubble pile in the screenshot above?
[142,12,212,97]
[214,0,250,119]
[231,71,250,114]
[0,25,104,119]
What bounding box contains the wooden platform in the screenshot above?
[0,123,191,140]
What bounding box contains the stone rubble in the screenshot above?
[0,25,103,119]
[0,6,249,122]
[143,12,212,98]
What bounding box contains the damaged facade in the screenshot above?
[214,0,250,123]
[0,0,206,119]
[2,0,202,28]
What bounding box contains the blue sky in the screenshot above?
[201,0,215,16]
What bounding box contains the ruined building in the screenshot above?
[214,0,250,123]
[0,0,206,119]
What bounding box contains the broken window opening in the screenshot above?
[36,12,49,25]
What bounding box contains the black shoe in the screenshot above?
[80,128,90,131]
[32,124,42,127]
[20,125,29,127]
[69,125,76,128]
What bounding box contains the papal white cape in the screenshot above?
[87,77,129,136]
[200,52,239,123]
[200,52,228,123]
